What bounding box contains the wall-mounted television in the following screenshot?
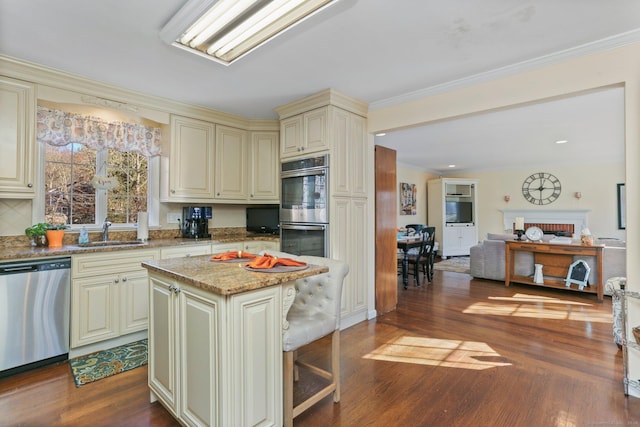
[246,206,280,234]
[445,201,473,224]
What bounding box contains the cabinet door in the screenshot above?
[349,113,368,197]
[332,197,368,320]
[303,107,328,154]
[0,76,35,198]
[229,286,281,426]
[443,226,477,257]
[179,287,222,427]
[71,276,118,347]
[330,108,350,196]
[280,115,303,158]
[120,271,150,335]
[249,131,279,202]
[148,275,179,415]
[169,115,215,200]
[215,125,248,200]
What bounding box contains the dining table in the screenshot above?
[397,236,423,289]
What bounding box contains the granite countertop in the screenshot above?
[142,255,328,296]
[0,234,279,262]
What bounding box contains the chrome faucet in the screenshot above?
[102,218,112,241]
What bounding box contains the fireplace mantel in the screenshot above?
[500,209,590,236]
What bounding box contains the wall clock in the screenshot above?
[522,172,561,205]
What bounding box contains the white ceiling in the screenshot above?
[1,0,638,172]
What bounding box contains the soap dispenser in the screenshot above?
[78,226,89,244]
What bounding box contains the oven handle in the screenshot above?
[281,168,326,179]
[280,224,326,231]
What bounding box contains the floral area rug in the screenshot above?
[433,256,470,274]
[69,339,147,387]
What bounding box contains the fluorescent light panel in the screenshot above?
[161,0,338,65]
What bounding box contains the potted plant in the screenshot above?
[45,223,69,248]
[25,222,49,247]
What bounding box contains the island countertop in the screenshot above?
[142,254,328,296]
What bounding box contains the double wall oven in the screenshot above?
[280,154,329,257]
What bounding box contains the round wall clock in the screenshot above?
[522,172,561,205]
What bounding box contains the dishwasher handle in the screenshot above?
[0,265,39,274]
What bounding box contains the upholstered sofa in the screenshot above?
[470,233,626,294]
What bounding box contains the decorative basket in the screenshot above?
[632,326,640,343]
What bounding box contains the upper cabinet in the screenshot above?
[280,107,329,159]
[164,116,279,204]
[0,76,35,198]
[167,115,215,201]
[214,125,248,201]
[330,108,367,198]
[249,131,279,201]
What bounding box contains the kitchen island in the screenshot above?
[141,255,328,427]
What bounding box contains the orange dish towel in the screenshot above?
[246,254,307,269]
[211,251,256,261]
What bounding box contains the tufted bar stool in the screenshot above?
[268,251,349,427]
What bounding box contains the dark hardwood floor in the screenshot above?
[1,268,637,426]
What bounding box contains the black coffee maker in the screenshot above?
[181,206,212,239]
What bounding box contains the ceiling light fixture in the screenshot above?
[375,132,386,137]
[448,165,456,168]
[555,140,568,144]
[160,0,339,65]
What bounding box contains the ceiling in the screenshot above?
[1,0,638,173]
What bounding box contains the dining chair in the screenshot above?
[398,227,436,286]
[280,253,350,427]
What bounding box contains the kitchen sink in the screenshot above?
[78,240,147,247]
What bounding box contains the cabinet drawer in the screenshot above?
[72,249,160,277]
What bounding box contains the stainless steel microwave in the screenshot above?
[280,155,329,224]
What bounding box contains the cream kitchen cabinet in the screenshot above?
[211,241,243,254]
[279,106,329,159]
[332,196,368,327]
[248,131,279,202]
[214,125,248,201]
[160,244,212,259]
[165,115,215,202]
[0,76,35,198]
[148,273,281,426]
[276,90,370,328]
[211,240,279,255]
[243,239,279,254]
[71,249,160,347]
[330,107,367,198]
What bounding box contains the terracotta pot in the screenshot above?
[46,230,65,248]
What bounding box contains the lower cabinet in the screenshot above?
[243,240,279,253]
[71,249,160,348]
[148,273,282,427]
[211,240,279,255]
[442,225,478,257]
[160,244,212,259]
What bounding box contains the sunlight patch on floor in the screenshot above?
[462,293,612,323]
[362,336,511,370]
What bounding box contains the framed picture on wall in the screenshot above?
[400,182,416,215]
[617,183,626,230]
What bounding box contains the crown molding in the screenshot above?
[370,29,640,112]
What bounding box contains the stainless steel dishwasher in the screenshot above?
[0,257,71,376]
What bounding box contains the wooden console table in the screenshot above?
[505,240,604,301]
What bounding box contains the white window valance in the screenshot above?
[36,106,162,157]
